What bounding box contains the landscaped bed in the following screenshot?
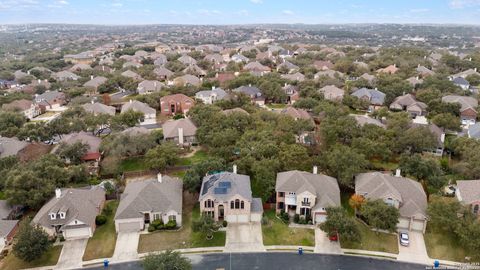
[82,200,119,261]
[1,245,62,270]
[138,192,225,253]
[262,209,315,246]
[340,220,399,254]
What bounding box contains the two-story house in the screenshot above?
[275,167,341,224]
[160,94,195,116]
[456,180,480,216]
[199,166,263,223]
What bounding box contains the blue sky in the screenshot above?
[0,0,479,25]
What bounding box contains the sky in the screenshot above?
[0,0,480,25]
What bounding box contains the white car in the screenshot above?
[399,232,409,246]
[444,185,456,196]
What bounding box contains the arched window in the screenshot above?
[474,205,479,214]
[230,201,234,209]
[241,201,244,209]
[235,199,240,209]
[204,201,207,208]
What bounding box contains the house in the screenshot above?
[154,67,174,81]
[243,61,271,75]
[468,123,480,139]
[162,118,197,146]
[389,94,427,117]
[351,88,386,111]
[355,171,428,233]
[406,76,424,87]
[2,99,41,119]
[121,70,142,80]
[64,52,95,65]
[280,107,312,122]
[275,168,340,224]
[233,85,265,106]
[0,219,19,251]
[416,65,435,77]
[277,61,299,73]
[377,64,398,74]
[205,54,224,64]
[442,95,478,126]
[70,63,92,72]
[0,137,29,159]
[177,55,197,65]
[456,180,480,216]
[160,94,195,116]
[83,76,108,94]
[199,168,263,223]
[121,100,157,125]
[53,71,80,81]
[319,85,344,101]
[137,80,163,95]
[214,73,236,86]
[231,54,249,63]
[452,68,479,79]
[313,60,334,71]
[283,84,299,104]
[195,87,228,104]
[114,174,182,232]
[359,73,376,84]
[173,74,201,87]
[153,54,168,66]
[35,90,66,111]
[55,131,102,170]
[352,115,386,128]
[82,102,116,116]
[281,72,305,82]
[183,64,206,77]
[314,70,344,79]
[32,187,105,239]
[410,123,445,156]
[451,77,470,91]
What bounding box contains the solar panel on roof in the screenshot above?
[214,187,228,194]
[218,181,231,188]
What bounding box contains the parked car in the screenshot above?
[399,232,409,246]
[443,184,457,196]
[329,231,338,242]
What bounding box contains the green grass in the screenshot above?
[1,245,62,270]
[262,210,315,246]
[171,170,187,178]
[82,200,119,261]
[0,191,5,200]
[266,103,287,109]
[119,156,149,172]
[370,159,399,171]
[341,192,355,217]
[177,150,209,166]
[341,220,399,254]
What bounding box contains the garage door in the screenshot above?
[226,215,237,223]
[64,227,90,239]
[226,215,249,223]
[118,221,141,233]
[237,215,249,223]
[315,213,327,224]
[411,219,425,232]
[251,214,262,222]
[397,218,410,230]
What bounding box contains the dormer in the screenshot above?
[49,212,57,220]
[59,212,66,219]
[59,205,68,219]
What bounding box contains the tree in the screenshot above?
[0,111,27,137]
[183,158,226,192]
[348,194,365,215]
[431,113,461,131]
[399,154,445,195]
[13,221,51,262]
[319,207,360,242]
[191,215,219,240]
[427,199,463,232]
[397,126,437,154]
[320,144,367,187]
[143,250,192,270]
[145,142,180,171]
[56,142,89,164]
[361,200,399,232]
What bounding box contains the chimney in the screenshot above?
[284,82,287,87]
[157,173,162,183]
[37,79,41,84]
[393,64,396,68]
[91,100,94,104]
[90,75,94,80]
[129,99,133,103]
[212,86,216,90]
[154,81,157,87]
[416,76,419,80]
[27,70,30,75]
[313,166,318,175]
[395,169,401,177]
[178,127,184,145]
[249,83,252,87]
[55,188,61,199]
[417,64,420,68]
[102,66,105,71]
[475,68,478,72]
[233,164,237,174]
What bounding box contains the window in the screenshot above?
[303,198,309,203]
[241,201,244,209]
[278,192,284,197]
[230,201,234,209]
[169,215,176,221]
[59,212,65,219]
[205,200,214,208]
[154,213,161,220]
[235,199,240,209]
[288,192,296,195]
[50,213,56,220]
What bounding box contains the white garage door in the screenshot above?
[237,215,249,223]
[411,219,425,232]
[315,213,327,224]
[251,214,262,222]
[397,218,410,230]
[118,221,141,233]
[64,227,90,239]
[226,215,237,223]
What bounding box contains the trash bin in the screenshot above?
[298,247,303,255]
[434,260,439,268]
[104,259,109,268]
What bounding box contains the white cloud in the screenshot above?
[250,0,263,4]
[0,0,39,10]
[449,0,480,9]
[282,9,294,15]
[409,8,429,13]
[197,9,221,16]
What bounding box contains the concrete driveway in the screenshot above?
[55,239,88,269]
[225,222,265,252]
[113,232,140,262]
[397,231,429,264]
[314,228,342,254]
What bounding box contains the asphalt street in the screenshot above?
[83,252,427,270]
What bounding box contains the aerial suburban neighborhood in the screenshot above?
[0,1,480,270]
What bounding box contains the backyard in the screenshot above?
[138,192,225,253]
[82,200,119,261]
[118,156,149,172]
[262,209,315,246]
[1,245,62,270]
[340,220,399,254]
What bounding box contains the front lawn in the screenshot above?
[138,192,225,253]
[341,220,399,254]
[1,245,62,270]
[424,224,478,263]
[177,150,209,166]
[119,156,149,172]
[82,200,119,261]
[262,210,315,246]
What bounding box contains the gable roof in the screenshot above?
[355,172,427,219]
[56,131,102,154]
[319,85,345,100]
[199,172,253,202]
[351,88,386,105]
[456,180,480,204]
[195,88,228,100]
[115,176,182,220]
[121,100,156,115]
[162,118,197,139]
[442,95,478,112]
[82,102,116,116]
[84,76,107,88]
[0,137,29,158]
[233,85,262,97]
[352,115,386,128]
[280,107,312,121]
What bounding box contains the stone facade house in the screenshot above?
[160,94,195,116]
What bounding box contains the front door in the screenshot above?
[218,205,224,220]
[144,213,150,224]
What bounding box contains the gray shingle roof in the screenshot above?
[468,123,480,139]
[0,200,13,219]
[351,88,386,105]
[195,88,228,100]
[0,137,29,158]
[442,95,478,112]
[457,180,480,204]
[355,172,427,219]
[0,220,18,238]
[233,85,261,97]
[82,102,116,116]
[251,198,263,213]
[56,131,101,153]
[115,176,182,220]
[121,100,156,115]
[162,118,197,139]
[199,172,253,202]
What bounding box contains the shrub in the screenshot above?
[148,225,156,232]
[293,214,300,223]
[261,216,269,225]
[279,210,289,223]
[165,220,177,229]
[95,215,107,226]
[151,219,164,230]
[298,217,306,224]
[222,220,228,227]
[59,235,65,242]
